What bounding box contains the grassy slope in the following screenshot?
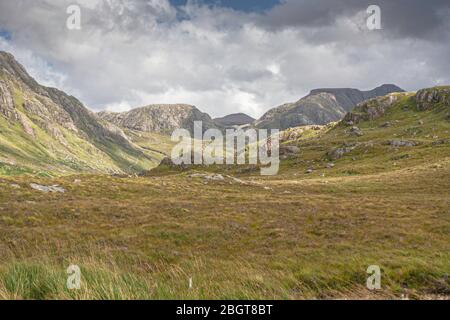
[0,76,162,176]
[124,129,175,160]
[0,91,448,299]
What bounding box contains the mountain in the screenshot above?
[214,113,255,127]
[255,84,404,130]
[98,104,218,135]
[0,51,156,175]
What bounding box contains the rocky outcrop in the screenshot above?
[342,93,405,125]
[255,84,404,130]
[416,87,450,111]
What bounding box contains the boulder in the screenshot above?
[30,183,65,193]
[348,126,363,136]
[388,140,417,147]
[327,145,357,160]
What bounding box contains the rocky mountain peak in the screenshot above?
[0,51,42,92]
[98,103,218,134]
[256,84,405,130]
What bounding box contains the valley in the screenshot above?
[0,78,449,299]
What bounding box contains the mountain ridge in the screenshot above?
[98,104,218,135]
[255,84,405,130]
[0,51,156,174]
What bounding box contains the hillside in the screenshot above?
[255,84,404,130]
[0,51,161,175]
[276,87,450,178]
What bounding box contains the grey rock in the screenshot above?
[327,145,356,160]
[280,145,300,156]
[349,126,363,136]
[30,183,65,193]
[388,140,417,147]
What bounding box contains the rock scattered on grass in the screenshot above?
[189,173,225,181]
[348,126,363,137]
[327,145,357,160]
[388,140,417,147]
[30,183,65,193]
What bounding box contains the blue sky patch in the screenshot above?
[0,29,12,41]
[170,0,280,12]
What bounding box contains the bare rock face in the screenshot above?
[416,87,450,111]
[98,104,218,135]
[255,84,404,130]
[343,93,404,125]
[0,79,19,121]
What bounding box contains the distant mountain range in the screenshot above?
[214,113,255,127]
[98,85,404,134]
[0,50,407,174]
[254,84,405,130]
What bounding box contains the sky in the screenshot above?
[0,0,449,118]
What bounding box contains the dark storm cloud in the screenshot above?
[261,0,450,40]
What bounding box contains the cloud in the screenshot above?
[261,0,450,40]
[0,0,449,118]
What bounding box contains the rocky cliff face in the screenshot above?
[255,84,404,130]
[98,104,218,134]
[0,51,154,173]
